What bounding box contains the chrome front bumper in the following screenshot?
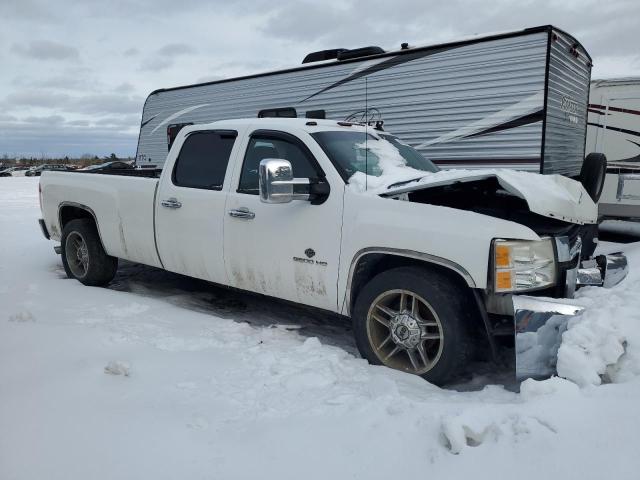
[513,252,629,380]
[577,253,629,288]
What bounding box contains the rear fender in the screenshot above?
[58,202,107,251]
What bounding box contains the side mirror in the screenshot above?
[259,158,294,203]
[259,158,312,204]
[259,158,331,205]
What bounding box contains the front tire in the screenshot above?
[61,219,118,286]
[352,267,473,385]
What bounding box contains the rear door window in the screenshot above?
[173,131,237,190]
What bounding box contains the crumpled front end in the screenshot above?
[512,244,628,380]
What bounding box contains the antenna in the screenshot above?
[365,77,368,192]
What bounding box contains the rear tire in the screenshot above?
[352,266,474,385]
[61,219,118,286]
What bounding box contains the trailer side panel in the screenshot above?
[136,26,590,177]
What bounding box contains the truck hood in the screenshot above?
[375,169,597,224]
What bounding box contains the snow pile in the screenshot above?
[8,310,35,322]
[104,360,131,376]
[2,177,640,479]
[558,243,640,385]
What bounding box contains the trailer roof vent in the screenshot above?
[337,46,385,61]
[302,46,385,64]
[302,48,348,64]
[258,107,297,118]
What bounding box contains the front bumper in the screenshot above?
[513,252,628,380]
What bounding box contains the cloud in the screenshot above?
[93,115,140,127]
[23,114,66,124]
[113,82,136,93]
[4,90,71,109]
[71,94,144,115]
[139,56,173,72]
[195,74,225,83]
[0,0,58,22]
[157,43,197,56]
[258,0,640,60]
[67,119,90,127]
[123,47,139,56]
[260,1,356,45]
[3,90,143,116]
[12,74,95,91]
[138,43,197,72]
[11,40,79,60]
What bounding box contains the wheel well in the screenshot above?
[349,253,474,312]
[59,205,95,229]
[348,253,491,356]
[59,205,108,252]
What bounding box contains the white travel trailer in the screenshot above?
[587,78,640,219]
[136,25,592,180]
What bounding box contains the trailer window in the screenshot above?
[173,131,237,190]
[238,136,320,194]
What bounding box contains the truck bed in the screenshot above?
[72,168,162,178]
[40,171,163,268]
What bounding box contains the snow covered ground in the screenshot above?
[1,176,640,479]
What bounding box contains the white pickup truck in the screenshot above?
[39,118,628,384]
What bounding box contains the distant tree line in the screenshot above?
[0,153,134,169]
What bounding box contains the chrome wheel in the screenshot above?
[366,289,444,375]
[65,231,89,278]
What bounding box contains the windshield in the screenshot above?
[311,131,438,187]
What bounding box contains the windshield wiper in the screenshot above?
[387,176,425,189]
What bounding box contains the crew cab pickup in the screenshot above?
[39,118,628,384]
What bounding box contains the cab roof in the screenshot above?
[188,117,382,135]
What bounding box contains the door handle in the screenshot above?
[228,207,255,219]
[161,197,182,209]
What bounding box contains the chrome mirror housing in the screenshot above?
[259,158,310,204]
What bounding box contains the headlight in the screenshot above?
[492,238,556,292]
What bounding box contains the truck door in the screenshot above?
[223,129,344,312]
[155,129,239,284]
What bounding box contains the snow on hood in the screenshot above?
[348,140,597,225]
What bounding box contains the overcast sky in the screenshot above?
[1,0,639,158]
